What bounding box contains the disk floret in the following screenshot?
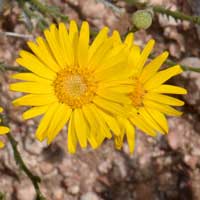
[54,67,97,109]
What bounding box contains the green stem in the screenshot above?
[165,59,200,72]
[7,133,46,200]
[0,193,5,200]
[128,0,200,26]
[153,5,200,25]
[28,0,68,21]
[29,0,49,14]
[7,133,45,200]
[1,112,45,199]
[24,4,49,31]
[0,63,28,72]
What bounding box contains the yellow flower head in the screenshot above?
[10,21,132,153]
[114,34,187,153]
[0,107,9,148]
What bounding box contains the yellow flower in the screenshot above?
[10,21,132,153]
[0,107,9,148]
[114,35,187,153]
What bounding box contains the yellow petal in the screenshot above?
[11,73,52,84]
[95,44,126,73]
[88,38,113,71]
[47,104,72,144]
[140,51,169,83]
[137,39,155,73]
[99,79,134,88]
[89,104,112,140]
[74,108,88,148]
[144,65,183,90]
[0,107,3,113]
[0,141,5,148]
[119,117,136,153]
[22,105,49,120]
[93,96,125,116]
[125,119,135,153]
[35,103,59,141]
[13,94,58,106]
[143,99,183,116]
[82,105,98,149]
[129,113,156,136]
[139,107,166,134]
[69,20,78,41]
[58,23,74,66]
[0,126,9,134]
[44,24,65,67]
[114,133,124,150]
[145,93,184,106]
[36,36,61,71]
[111,30,122,46]
[94,62,128,82]
[128,45,141,75]
[151,84,187,94]
[28,40,60,72]
[146,92,184,106]
[146,108,168,133]
[88,27,109,61]
[67,113,77,154]
[96,107,121,136]
[124,33,134,49]
[99,85,133,93]
[17,51,56,80]
[10,82,53,94]
[69,20,79,65]
[97,89,132,104]
[87,135,98,149]
[78,21,89,68]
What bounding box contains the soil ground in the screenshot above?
[0,0,200,199]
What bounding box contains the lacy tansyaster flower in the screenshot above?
[10,21,132,153]
[113,35,187,153]
[0,107,9,148]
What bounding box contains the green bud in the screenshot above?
[132,10,153,30]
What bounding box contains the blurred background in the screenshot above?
[0,0,200,199]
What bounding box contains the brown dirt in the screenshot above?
[0,0,200,200]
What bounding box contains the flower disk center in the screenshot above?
[129,78,146,108]
[65,75,87,98]
[54,68,97,108]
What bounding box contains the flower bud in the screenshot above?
[132,10,153,30]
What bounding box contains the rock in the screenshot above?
[80,192,100,200]
[184,155,198,169]
[167,131,181,150]
[113,155,127,179]
[167,118,185,150]
[42,144,65,163]
[134,183,155,200]
[169,42,181,58]
[180,57,200,112]
[52,188,64,200]
[24,133,46,155]
[98,160,112,174]
[181,57,200,72]
[40,162,54,175]
[57,157,74,177]
[68,185,80,195]
[17,182,35,200]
